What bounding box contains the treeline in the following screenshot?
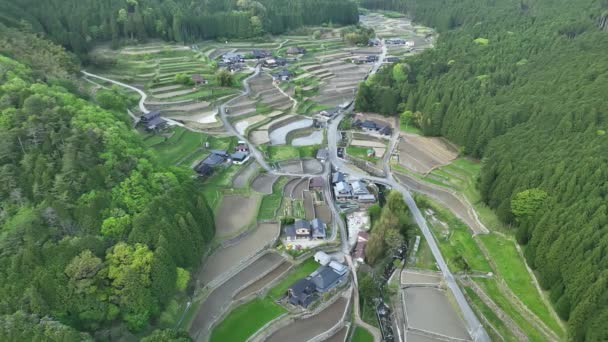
[0,0,358,55]
[0,43,214,339]
[355,0,608,339]
[357,0,406,12]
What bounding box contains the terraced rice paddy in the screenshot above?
[269,118,313,145]
[398,133,458,174]
[215,194,261,238]
[291,130,324,146]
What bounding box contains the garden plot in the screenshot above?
[398,133,458,174]
[197,223,281,286]
[234,261,291,300]
[314,204,332,225]
[303,191,315,221]
[215,194,261,238]
[232,161,259,188]
[265,297,348,342]
[190,252,284,339]
[403,287,470,340]
[252,173,279,194]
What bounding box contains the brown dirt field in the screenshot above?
[233,261,291,300]
[398,133,458,174]
[215,194,261,238]
[291,178,308,200]
[394,173,487,234]
[351,139,386,148]
[152,88,196,99]
[302,159,323,174]
[303,191,315,221]
[314,204,332,225]
[252,173,278,194]
[232,161,259,188]
[249,130,270,145]
[266,297,348,342]
[279,160,303,174]
[196,222,280,285]
[283,177,302,198]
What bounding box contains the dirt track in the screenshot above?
[394,172,487,234]
[398,133,458,174]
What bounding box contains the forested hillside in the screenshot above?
[0,0,358,55]
[0,33,215,338]
[356,0,608,339]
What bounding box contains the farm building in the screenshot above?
[272,69,293,81]
[288,279,316,307]
[235,142,249,153]
[309,177,324,190]
[230,152,249,165]
[287,260,349,307]
[191,74,208,85]
[314,251,332,266]
[140,110,167,131]
[287,46,307,55]
[332,172,345,184]
[319,107,340,118]
[311,218,326,239]
[354,231,370,264]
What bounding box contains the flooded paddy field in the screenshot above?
[197,222,280,285]
[215,194,261,238]
[234,261,292,300]
[291,130,323,146]
[266,297,348,342]
[302,158,323,174]
[403,287,470,340]
[401,270,442,285]
[269,118,313,145]
[232,161,259,188]
[251,173,279,194]
[189,252,285,339]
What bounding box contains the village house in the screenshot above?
[230,151,249,165]
[385,56,399,63]
[368,38,380,46]
[288,278,316,307]
[357,194,377,203]
[221,52,244,64]
[332,171,345,184]
[316,148,329,162]
[334,181,353,199]
[235,142,249,153]
[284,218,327,240]
[287,260,349,307]
[405,40,415,47]
[252,49,270,59]
[191,74,208,85]
[319,107,340,119]
[272,69,293,82]
[354,231,369,264]
[193,150,229,176]
[140,110,167,131]
[287,46,307,55]
[357,119,392,136]
[351,180,370,197]
[386,37,406,45]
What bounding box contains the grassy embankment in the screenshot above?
[352,326,374,342]
[409,156,565,338]
[258,177,290,220]
[346,146,380,163]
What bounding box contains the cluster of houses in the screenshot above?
[284,218,327,241]
[332,172,376,203]
[354,118,393,136]
[287,252,349,308]
[385,38,415,47]
[140,110,167,131]
[194,142,250,176]
[219,52,246,72]
[352,55,379,64]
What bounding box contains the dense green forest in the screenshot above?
[0,0,358,55]
[356,0,608,339]
[0,30,215,339]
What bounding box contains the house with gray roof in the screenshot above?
[288,278,316,307]
[352,180,370,196]
[311,218,326,239]
[332,172,345,184]
[334,181,352,199]
[310,265,347,292]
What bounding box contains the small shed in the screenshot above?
[314,251,332,266]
